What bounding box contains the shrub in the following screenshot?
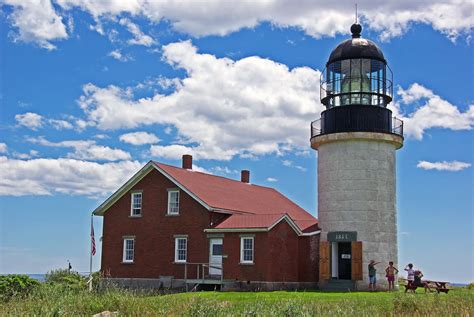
[467,282,474,290]
[44,268,86,290]
[0,274,39,302]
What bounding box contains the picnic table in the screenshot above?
[402,279,450,293]
[424,280,450,293]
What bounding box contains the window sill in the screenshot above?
[129,215,142,218]
[121,261,134,264]
[166,213,180,217]
[173,261,187,264]
[239,262,254,266]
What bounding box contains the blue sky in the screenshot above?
[0,1,473,283]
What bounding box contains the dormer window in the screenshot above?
[130,192,142,216]
[167,189,180,215]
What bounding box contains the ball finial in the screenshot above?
[351,23,362,38]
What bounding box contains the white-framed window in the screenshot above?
[240,237,254,264]
[123,238,135,263]
[130,192,142,216]
[167,190,180,215]
[174,237,187,263]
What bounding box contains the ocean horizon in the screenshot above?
[1,273,91,282]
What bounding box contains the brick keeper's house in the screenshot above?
[93,155,321,290]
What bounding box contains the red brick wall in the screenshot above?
[221,221,319,282]
[101,169,210,279]
[298,234,320,282]
[100,168,319,283]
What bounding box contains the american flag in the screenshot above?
[91,219,96,256]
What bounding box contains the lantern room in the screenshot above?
[320,23,393,108]
[312,23,403,138]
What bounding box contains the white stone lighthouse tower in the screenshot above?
[311,23,404,291]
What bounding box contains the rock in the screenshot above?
[92,311,118,317]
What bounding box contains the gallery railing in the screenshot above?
[310,116,403,138]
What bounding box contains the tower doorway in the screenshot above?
[326,231,357,280]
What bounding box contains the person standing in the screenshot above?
[368,260,381,291]
[404,263,415,292]
[385,261,399,291]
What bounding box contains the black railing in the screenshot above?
[310,116,403,139]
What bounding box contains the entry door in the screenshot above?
[338,242,352,280]
[209,239,223,276]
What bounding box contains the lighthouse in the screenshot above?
[311,23,404,291]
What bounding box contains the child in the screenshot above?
[404,263,415,292]
[368,260,381,291]
[385,261,399,291]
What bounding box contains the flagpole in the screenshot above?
[90,214,93,277]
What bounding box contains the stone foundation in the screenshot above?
[99,278,318,292]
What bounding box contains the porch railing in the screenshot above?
[183,262,224,291]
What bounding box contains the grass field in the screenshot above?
[1,284,473,316]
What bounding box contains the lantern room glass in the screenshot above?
[322,58,392,108]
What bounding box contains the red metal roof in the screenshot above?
[214,214,284,229]
[153,161,318,232]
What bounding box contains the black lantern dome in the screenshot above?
[311,23,403,138]
[327,25,385,65]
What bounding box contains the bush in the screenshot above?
[0,274,39,302]
[467,282,474,290]
[44,268,86,290]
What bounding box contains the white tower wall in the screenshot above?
[312,132,403,290]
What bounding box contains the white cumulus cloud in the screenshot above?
[391,83,474,140]
[119,18,155,46]
[28,136,131,162]
[3,0,68,50]
[58,0,473,41]
[4,1,473,50]
[0,143,8,153]
[79,40,321,161]
[119,131,160,145]
[14,112,76,130]
[108,49,133,62]
[49,119,74,130]
[15,112,44,130]
[417,160,471,171]
[0,156,142,197]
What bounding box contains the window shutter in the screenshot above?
[319,241,330,281]
[351,241,363,280]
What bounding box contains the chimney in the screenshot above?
[182,154,193,169]
[241,170,250,183]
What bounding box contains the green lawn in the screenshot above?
[1,285,473,316]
